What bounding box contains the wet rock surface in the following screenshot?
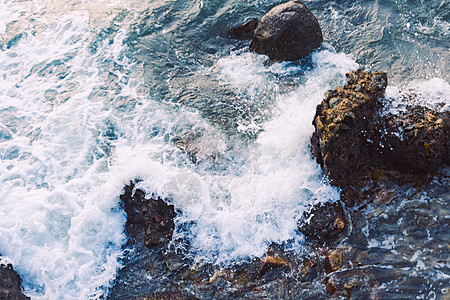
[311,69,449,191]
[120,181,177,248]
[228,1,323,61]
[110,172,450,299]
[250,1,323,61]
[311,69,388,187]
[374,105,450,173]
[227,19,258,40]
[298,201,349,247]
[110,71,449,299]
[0,260,29,300]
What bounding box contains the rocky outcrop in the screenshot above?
[120,182,177,248]
[227,1,323,61]
[311,70,388,187]
[298,202,349,246]
[111,172,450,299]
[311,69,449,190]
[227,19,258,40]
[249,1,323,61]
[0,261,30,300]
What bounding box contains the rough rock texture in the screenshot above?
[0,262,30,300]
[120,182,177,248]
[137,292,200,300]
[374,106,450,173]
[249,0,323,61]
[311,69,449,190]
[311,69,388,187]
[298,201,349,246]
[227,19,258,40]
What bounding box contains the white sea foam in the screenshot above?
[158,49,358,264]
[382,78,450,115]
[0,1,140,299]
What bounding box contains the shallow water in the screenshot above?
[0,0,448,298]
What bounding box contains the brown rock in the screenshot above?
[324,249,345,273]
[209,270,233,283]
[227,19,258,40]
[250,0,323,61]
[311,69,450,192]
[326,278,338,295]
[259,254,289,277]
[298,201,348,246]
[374,107,450,174]
[311,69,387,187]
[0,262,30,300]
[120,182,177,248]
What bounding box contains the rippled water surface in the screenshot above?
[0,0,448,298]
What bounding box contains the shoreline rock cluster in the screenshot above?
[311,69,449,204]
[6,2,448,299]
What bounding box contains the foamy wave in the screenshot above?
[0,1,140,299]
[382,78,450,115]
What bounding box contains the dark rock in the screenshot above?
[120,182,177,248]
[298,201,349,246]
[137,291,200,300]
[311,69,450,191]
[311,69,388,187]
[0,262,30,300]
[374,107,450,173]
[258,254,289,278]
[227,19,258,40]
[250,0,323,61]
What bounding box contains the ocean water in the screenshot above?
[0,0,448,299]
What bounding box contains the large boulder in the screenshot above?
[0,261,30,300]
[311,70,388,187]
[249,0,323,61]
[311,69,450,188]
[227,19,258,40]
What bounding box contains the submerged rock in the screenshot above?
[258,253,289,278]
[249,1,323,61]
[120,182,177,248]
[311,69,449,190]
[0,261,29,300]
[111,171,450,299]
[137,291,200,300]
